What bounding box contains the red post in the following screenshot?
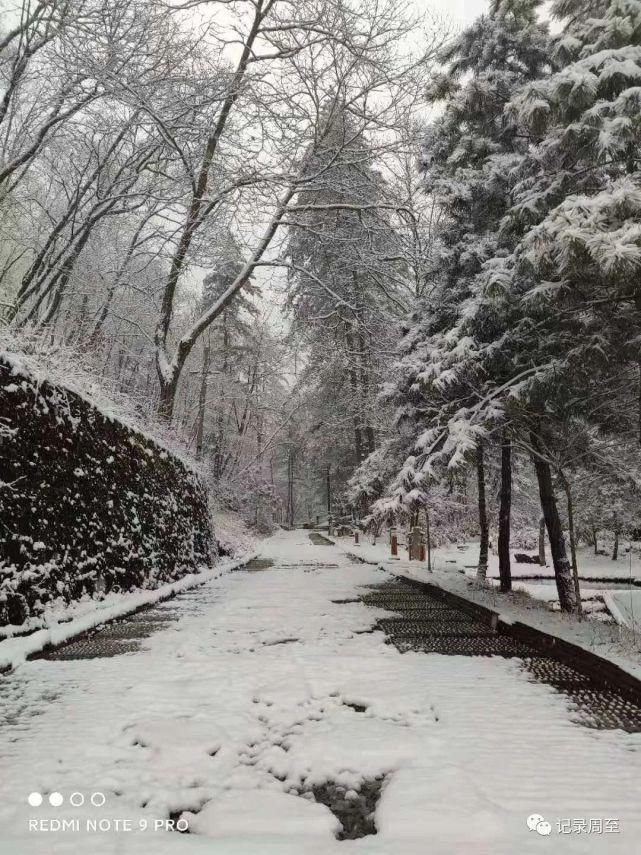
[419,543,426,562]
[391,532,398,557]
[354,530,360,545]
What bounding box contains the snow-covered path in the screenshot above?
[1,530,640,854]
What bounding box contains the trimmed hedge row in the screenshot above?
[0,355,213,627]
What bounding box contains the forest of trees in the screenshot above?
[348,0,641,612]
[0,0,432,529]
[2,0,641,612]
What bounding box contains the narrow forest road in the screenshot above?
[1,530,640,855]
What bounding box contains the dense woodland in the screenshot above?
[2,0,641,612]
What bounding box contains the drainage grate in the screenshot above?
[376,617,495,638]
[562,689,641,732]
[360,593,453,610]
[38,637,141,660]
[34,603,182,661]
[91,621,170,640]
[127,610,181,623]
[360,581,524,656]
[386,635,535,657]
[521,658,596,688]
[383,608,474,621]
[521,658,641,732]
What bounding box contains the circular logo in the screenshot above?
[527,814,545,831]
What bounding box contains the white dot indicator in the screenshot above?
[28,792,42,807]
[49,792,64,807]
[90,792,106,807]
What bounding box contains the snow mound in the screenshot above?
[184,789,340,837]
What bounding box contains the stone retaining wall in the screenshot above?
[0,354,213,626]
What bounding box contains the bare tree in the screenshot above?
[150,0,435,419]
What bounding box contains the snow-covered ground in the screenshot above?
[366,535,641,583]
[1,530,640,854]
[606,590,641,641]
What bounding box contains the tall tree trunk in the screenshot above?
[498,429,512,592]
[345,324,364,463]
[638,357,641,446]
[211,314,231,478]
[538,517,546,566]
[158,372,180,423]
[531,432,576,612]
[286,449,295,528]
[356,319,376,455]
[353,420,364,465]
[65,294,89,346]
[326,465,331,516]
[476,441,489,580]
[194,341,211,460]
[425,506,432,572]
[560,473,583,618]
[592,526,598,555]
[612,519,620,560]
[365,424,376,455]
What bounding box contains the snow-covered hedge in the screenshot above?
[0,353,213,627]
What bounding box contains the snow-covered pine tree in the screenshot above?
[360,0,551,552]
[493,0,641,609]
[285,104,407,505]
[507,0,641,336]
[198,232,261,480]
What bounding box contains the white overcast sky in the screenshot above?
[424,0,489,29]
